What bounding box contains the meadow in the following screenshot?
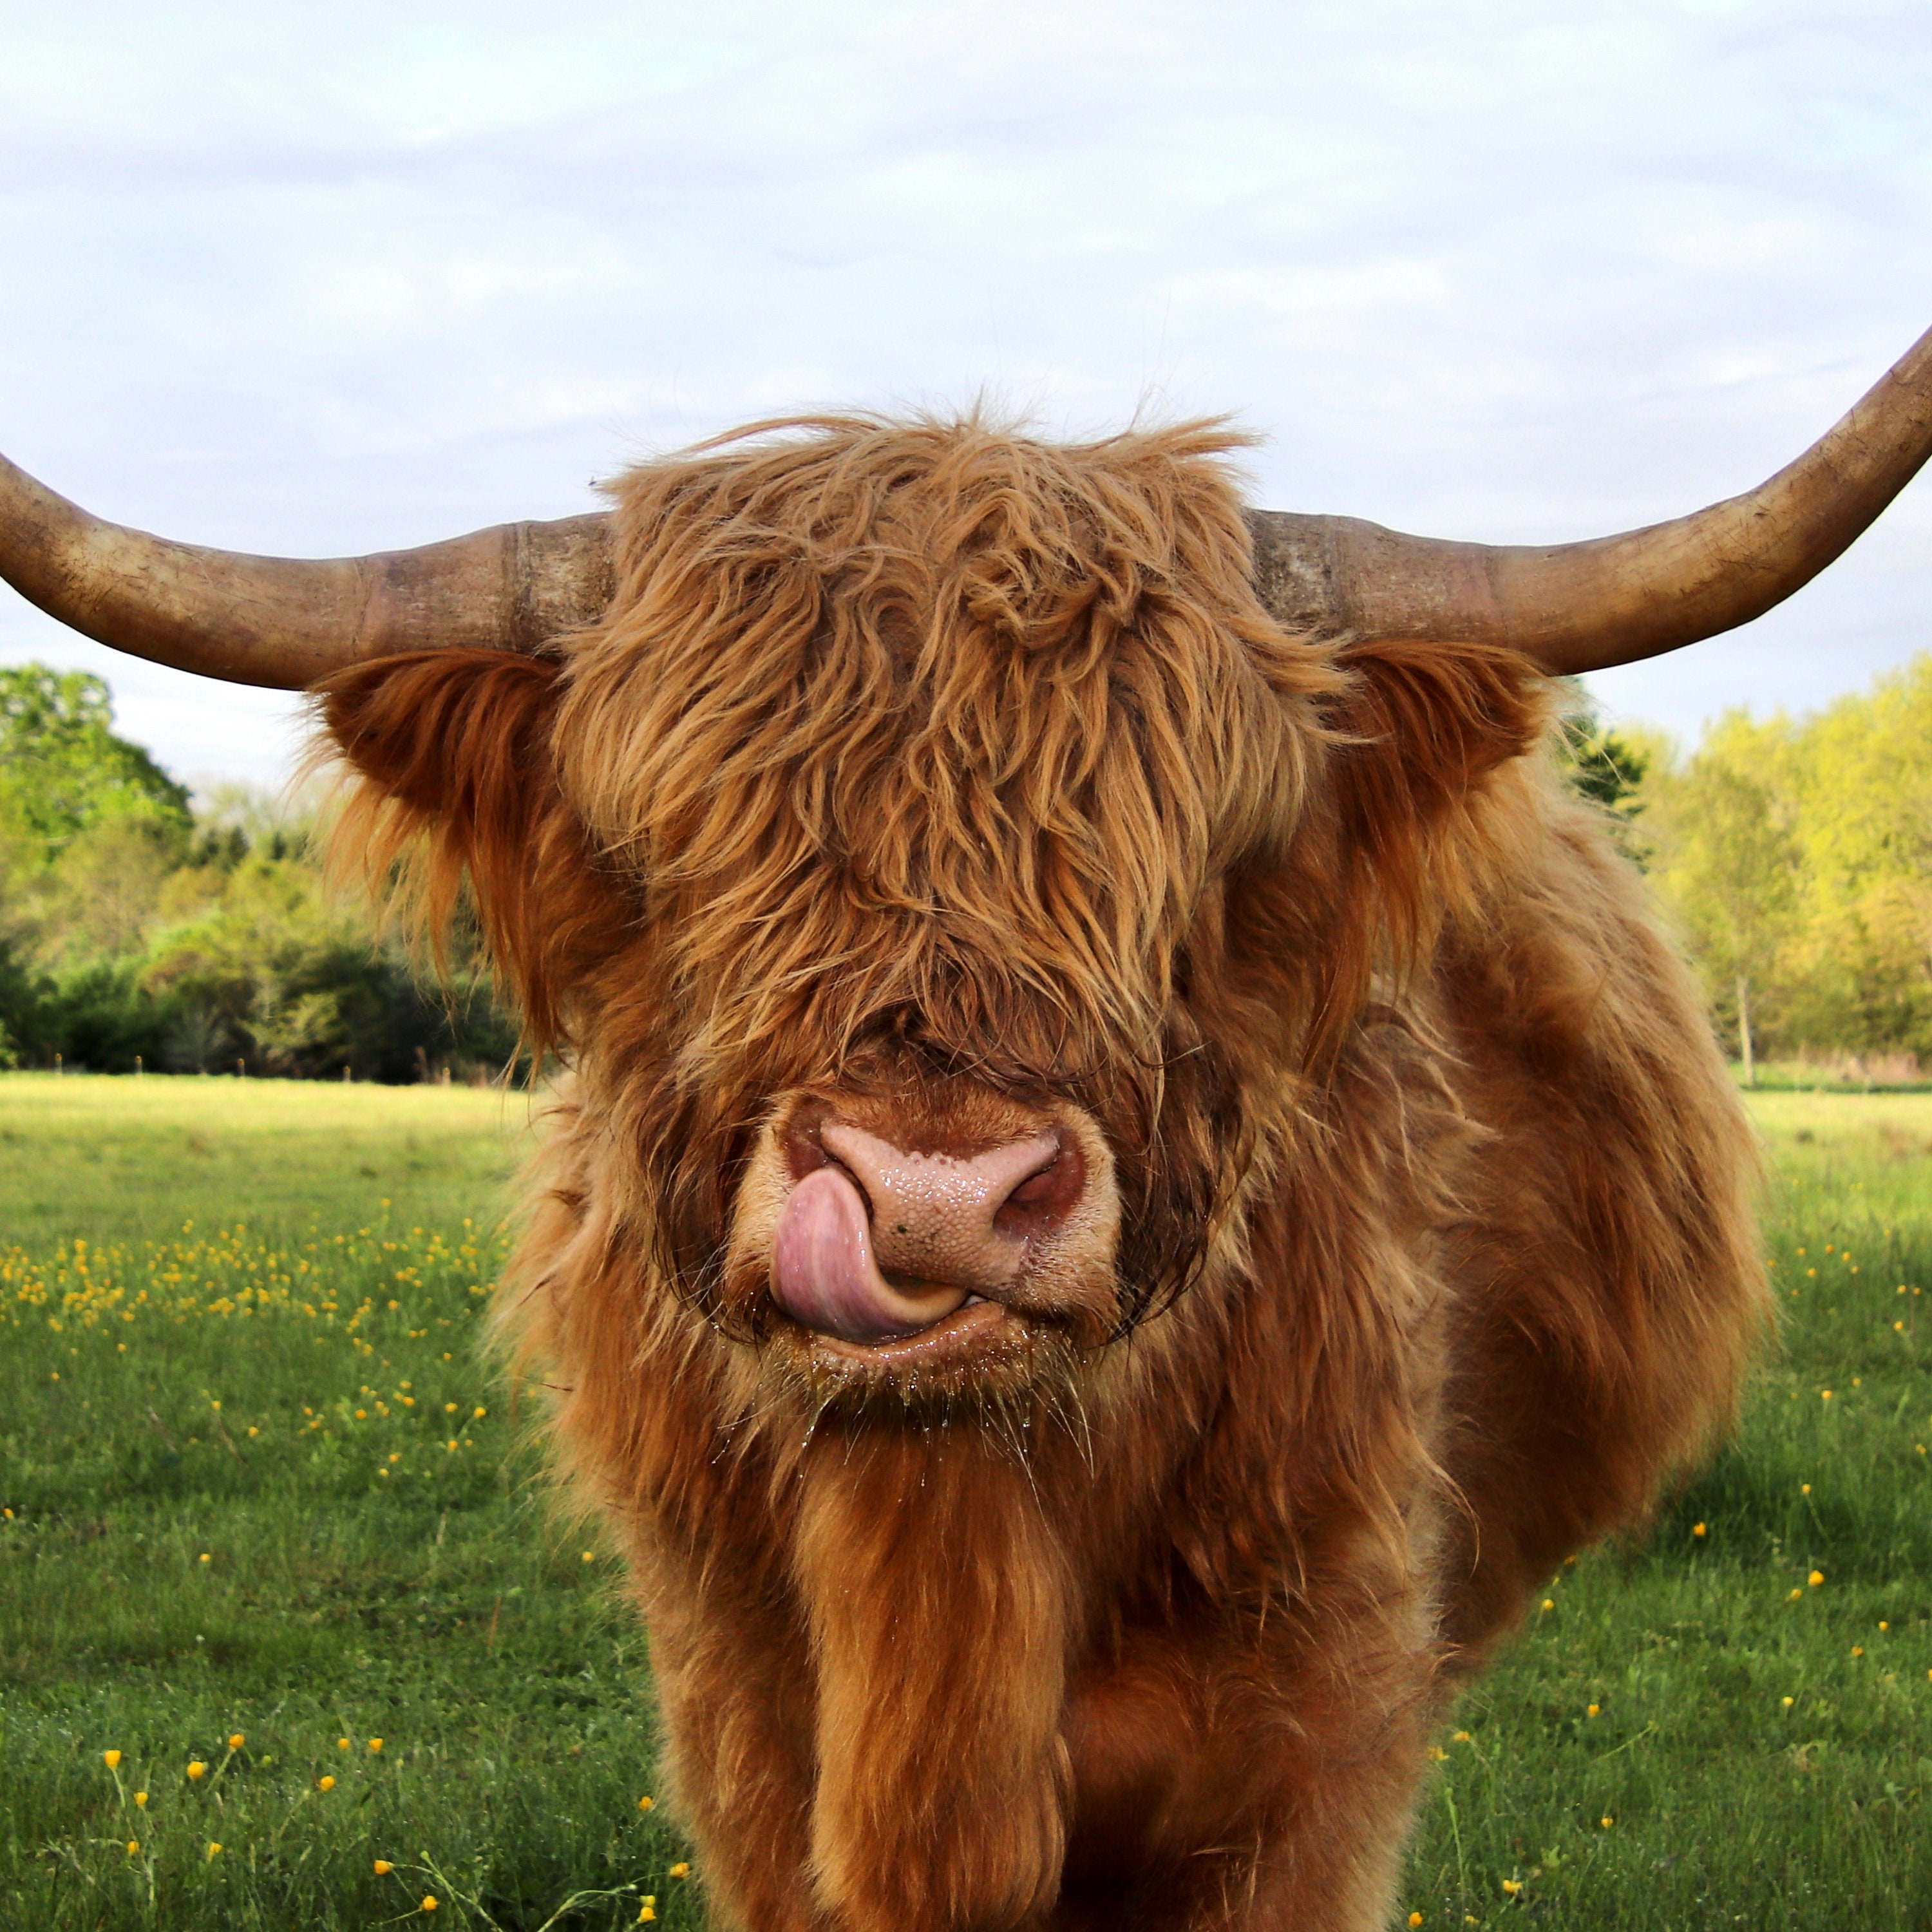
[1,1074,1929,1929]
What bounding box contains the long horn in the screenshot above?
[1249,320,1932,676]
[0,451,615,691]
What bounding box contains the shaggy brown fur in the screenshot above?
[319,415,1765,1932]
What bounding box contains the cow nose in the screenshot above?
[820,1124,1069,1294]
[768,1122,1076,1345]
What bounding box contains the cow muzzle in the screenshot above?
[728,1093,1119,1377]
[772,1124,1074,1343]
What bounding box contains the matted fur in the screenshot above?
[317,414,1765,1932]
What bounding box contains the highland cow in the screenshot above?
[5,322,1931,1931]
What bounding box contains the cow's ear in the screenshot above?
[319,647,562,824]
[316,648,581,1044]
[1325,636,1549,841]
[1285,639,1551,1056]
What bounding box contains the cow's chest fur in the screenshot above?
[513,1003,1486,1929]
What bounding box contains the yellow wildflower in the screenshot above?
[1502,1878,1522,1895]
[638,1795,655,1812]
[319,1775,336,1791]
[134,1792,147,1808]
[103,1750,122,1769]
[198,1553,211,1565]
[187,1761,207,1781]
[1781,1696,1794,1708]
[1601,1815,1615,1828]
[228,1733,245,1750]
[670,1862,691,1878]
[1410,1917,1425,1929]
[126,1840,140,1855]
[1586,1704,1600,1718]
[374,1859,393,1875]
[337,1737,351,1750]
[1809,1571,1825,1587]
[422,1900,438,1914]
[207,1842,222,1859]
[1692,1523,1706,1538]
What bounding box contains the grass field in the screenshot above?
[3,1073,1930,1929]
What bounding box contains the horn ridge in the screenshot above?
[0,449,614,692]
[1248,319,1932,676]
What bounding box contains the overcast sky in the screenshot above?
[3,0,1929,794]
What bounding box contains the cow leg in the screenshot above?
[1057,1739,1423,1932]
[643,1590,822,1932]
[1060,1616,1429,1932]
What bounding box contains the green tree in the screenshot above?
[1779,659,1932,1057]
[142,853,515,1081]
[0,664,191,851]
[1643,712,1803,1084]
[1553,687,1658,862]
[0,673,517,1079]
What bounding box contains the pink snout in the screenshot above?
[770,1125,1072,1344]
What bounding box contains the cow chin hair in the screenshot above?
[749,1313,1094,1437]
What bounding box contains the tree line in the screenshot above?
[3,656,1928,1081]
[1622,654,1932,1080]
[0,665,516,1081]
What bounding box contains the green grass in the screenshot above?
[1398,1091,1932,1927]
[0,1075,688,1931]
[0,1072,526,1248]
[3,1075,1930,1928]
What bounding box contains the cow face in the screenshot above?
[322,417,1530,1415]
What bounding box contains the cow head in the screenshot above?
[317,421,1382,1415]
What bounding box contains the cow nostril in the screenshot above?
[831,1161,873,1218]
[1006,1166,1058,1209]
[993,1140,1084,1231]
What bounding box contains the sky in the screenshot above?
[2,0,1930,794]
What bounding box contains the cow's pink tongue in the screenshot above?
[771,1167,969,1343]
